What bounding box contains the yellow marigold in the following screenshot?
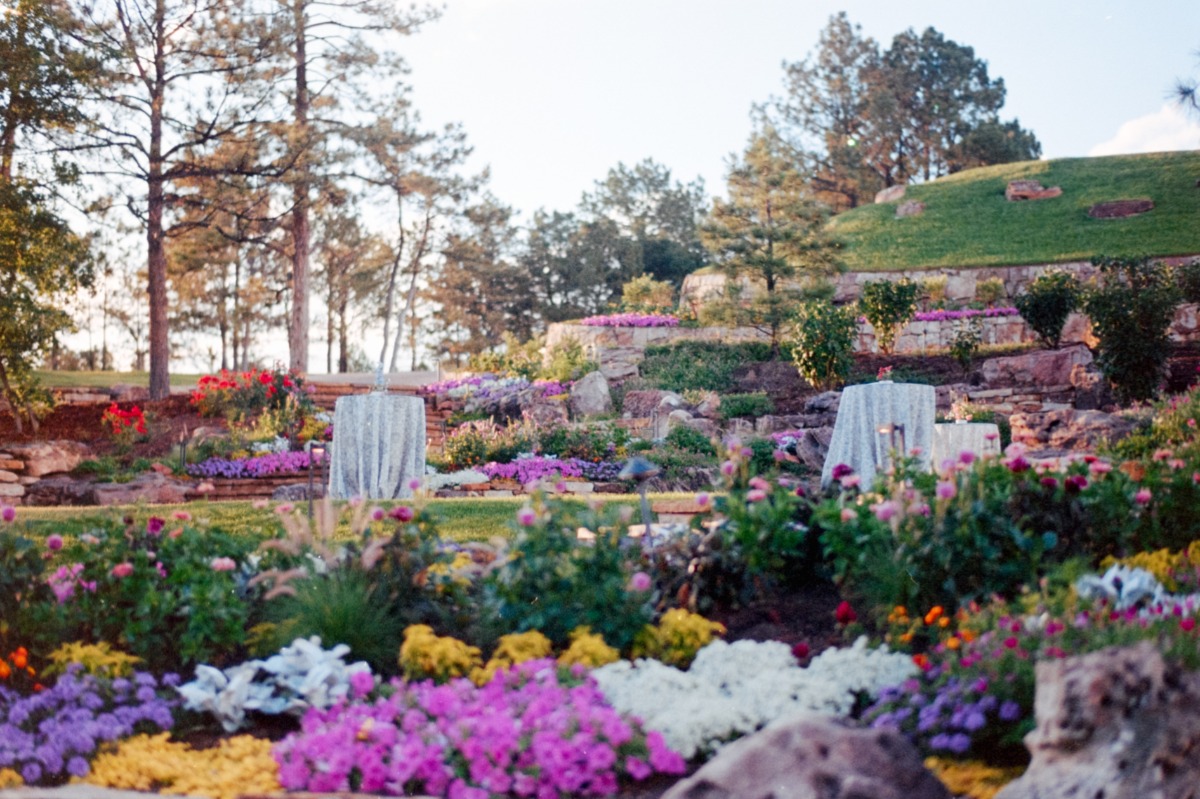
[471,630,553,685]
[924,757,1024,799]
[558,626,619,668]
[0,768,22,789]
[83,733,279,799]
[399,624,482,683]
[632,609,726,669]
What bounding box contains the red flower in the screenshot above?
[791,641,810,660]
[259,371,272,385]
[835,601,858,625]
[1182,618,1196,633]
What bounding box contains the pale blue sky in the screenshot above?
[402,0,1200,219]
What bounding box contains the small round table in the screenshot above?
[328,393,426,499]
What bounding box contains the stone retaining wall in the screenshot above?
[548,304,1200,380]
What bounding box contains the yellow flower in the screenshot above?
[83,733,279,799]
[631,609,725,669]
[398,625,482,682]
[558,627,619,668]
[472,630,553,685]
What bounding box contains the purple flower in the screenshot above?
[579,313,680,328]
[146,517,165,536]
[46,534,64,551]
[1,505,14,523]
[999,700,1022,721]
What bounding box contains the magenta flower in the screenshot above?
[935,481,956,501]
[47,534,64,551]
[1134,488,1152,505]
[628,571,652,592]
[1,505,14,523]
[146,517,166,536]
[516,506,537,527]
[872,500,899,521]
[390,505,414,523]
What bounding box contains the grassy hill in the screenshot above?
[829,150,1200,272]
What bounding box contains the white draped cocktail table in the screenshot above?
[328,393,426,499]
[820,381,936,489]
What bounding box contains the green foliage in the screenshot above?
[664,425,716,456]
[788,300,857,390]
[258,570,405,675]
[540,336,598,383]
[538,422,629,462]
[638,341,772,392]
[0,181,94,432]
[1013,270,1081,349]
[948,317,983,373]
[620,274,676,314]
[1083,255,1181,404]
[921,275,948,308]
[442,422,492,470]
[466,333,543,380]
[718,392,774,420]
[483,492,654,651]
[0,532,49,653]
[828,152,1200,272]
[974,277,1006,306]
[1179,260,1200,305]
[859,278,920,355]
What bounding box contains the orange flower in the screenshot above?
[899,632,914,643]
[912,653,931,671]
[0,661,10,680]
[11,649,26,670]
[960,629,977,643]
[924,606,944,625]
[945,636,961,650]
[938,617,951,628]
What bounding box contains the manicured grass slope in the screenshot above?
[830,151,1200,271]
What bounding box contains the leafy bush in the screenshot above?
[974,276,1007,307]
[859,279,920,355]
[664,424,716,455]
[540,336,598,383]
[466,332,543,380]
[621,274,676,314]
[190,365,313,420]
[921,275,948,308]
[638,341,772,392]
[1084,255,1181,404]
[948,316,983,373]
[538,422,629,462]
[1013,270,1081,349]
[483,492,654,652]
[1178,260,1200,304]
[718,392,774,420]
[788,300,857,390]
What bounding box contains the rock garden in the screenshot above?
[6,257,1200,799]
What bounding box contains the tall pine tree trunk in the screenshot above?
[146,47,170,400]
[288,0,310,375]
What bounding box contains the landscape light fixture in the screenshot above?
[619,456,661,531]
[307,442,327,519]
[877,423,906,463]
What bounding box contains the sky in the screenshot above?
[399,0,1200,221]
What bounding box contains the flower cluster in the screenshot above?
[593,637,915,759]
[190,366,309,418]
[273,659,686,797]
[912,307,1020,322]
[84,732,280,799]
[422,374,569,409]
[0,667,177,785]
[579,313,680,328]
[46,563,96,604]
[100,403,147,439]
[186,449,324,479]
[480,456,623,485]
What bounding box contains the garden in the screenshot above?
[4,258,1200,798]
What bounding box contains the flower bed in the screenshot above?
[186,450,324,479]
[912,306,1020,322]
[579,313,680,328]
[480,456,624,484]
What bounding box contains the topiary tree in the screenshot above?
[788,300,857,391]
[1013,270,1081,349]
[858,278,919,355]
[1084,256,1181,404]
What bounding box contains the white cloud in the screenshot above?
[1089,104,1200,156]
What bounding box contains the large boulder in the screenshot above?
[895,200,925,218]
[1005,180,1062,201]
[980,344,1092,388]
[662,715,951,799]
[997,642,1200,799]
[568,371,612,418]
[91,472,190,506]
[23,475,97,506]
[1009,408,1135,451]
[7,441,90,477]
[874,184,906,204]
[622,389,683,419]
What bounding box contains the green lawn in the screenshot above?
[12,493,699,543]
[830,151,1200,271]
[33,370,203,389]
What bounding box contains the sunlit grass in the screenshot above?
[831,151,1200,271]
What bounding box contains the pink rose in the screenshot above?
[390,505,414,523]
[110,562,134,579]
[47,534,64,551]
[210,556,237,572]
[1134,488,1152,505]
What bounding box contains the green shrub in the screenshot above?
[859,279,920,355]
[1014,271,1081,349]
[483,492,654,651]
[540,336,598,383]
[1178,260,1200,305]
[467,333,544,380]
[621,274,676,314]
[443,422,491,470]
[664,424,717,455]
[921,275,948,308]
[975,276,1007,307]
[718,392,774,420]
[538,423,629,462]
[1084,255,1181,404]
[948,317,983,373]
[788,300,857,390]
[638,341,772,392]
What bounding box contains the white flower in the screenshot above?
[593,636,915,760]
